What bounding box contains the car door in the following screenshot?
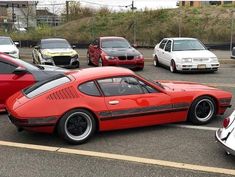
[157,39,168,64]
[162,40,173,67]
[0,59,35,109]
[97,76,175,131]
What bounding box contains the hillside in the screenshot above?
[4,5,235,46]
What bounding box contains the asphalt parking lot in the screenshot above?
[1,48,235,177]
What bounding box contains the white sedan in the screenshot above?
[153,37,220,73]
[0,36,19,58]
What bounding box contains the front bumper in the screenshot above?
[215,128,235,155]
[176,63,220,71]
[41,56,80,68]
[103,58,144,69]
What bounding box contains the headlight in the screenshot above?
[42,54,52,59]
[104,56,115,60]
[9,50,17,54]
[135,54,143,59]
[210,57,218,62]
[72,54,79,59]
[182,58,192,62]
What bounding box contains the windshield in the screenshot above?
[13,58,40,70]
[0,37,13,45]
[101,39,131,48]
[41,40,71,49]
[173,39,206,51]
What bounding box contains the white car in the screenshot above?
[216,110,235,155]
[0,36,19,58]
[153,37,220,73]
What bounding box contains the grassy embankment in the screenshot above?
[1,5,235,46]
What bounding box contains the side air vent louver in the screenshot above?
[47,86,79,100]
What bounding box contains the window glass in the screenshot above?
[165,41,172,52]
[98,77,143,96]
[0,61,16,74]
[159,40,167,49]
[138,80,158,93]
[78,81,100,96]
[24,74,70,98]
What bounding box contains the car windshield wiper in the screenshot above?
[154,81,165,89]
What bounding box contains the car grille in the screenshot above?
[118,56,134,60]
[52,56,71,65]
[193,58,209,62]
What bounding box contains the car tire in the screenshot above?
[153,55,159,67]
[57,109,96,144]
[170,60,177,73]
[188,96,216,125]
[87,52,92,65]
[98,58,103,67]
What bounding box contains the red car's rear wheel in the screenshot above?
[58,109,96,144]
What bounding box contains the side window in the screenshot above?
[78,81,101,96]
[159,40,167,49]
[138,80,159,93]
[165,40,172,52]
[98,77,143,96]
[0,61,16,74]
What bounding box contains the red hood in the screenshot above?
[157,80,218,92]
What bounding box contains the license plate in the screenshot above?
[197,64,206,69]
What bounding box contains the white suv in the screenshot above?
[0,36,19,58]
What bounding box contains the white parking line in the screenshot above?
[0,140,234,175]
[166,124,218,131]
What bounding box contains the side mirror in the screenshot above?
[132,43,137,48]
[72,45,76,49]
[13,67,27,75]
[34,45,40,50]
[14,42,19,46]
[207,47,211,50]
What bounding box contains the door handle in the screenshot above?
[109,100,119,105]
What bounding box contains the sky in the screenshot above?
[37,0,178,13]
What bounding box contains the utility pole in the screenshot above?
[66,1,69,22]
[131,1,137,45]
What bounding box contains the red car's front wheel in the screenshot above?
[58,109,96,144]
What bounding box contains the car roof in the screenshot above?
[0,36,11,39]
[163,37,198,41]
[100,36,125,40]
[41,38,68,42]
[70,67,135,82]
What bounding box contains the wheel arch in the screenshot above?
[55,107,100,133]
[187,94,219,119]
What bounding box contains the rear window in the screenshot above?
[24,74,70,98]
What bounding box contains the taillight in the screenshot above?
[223,117,230,128]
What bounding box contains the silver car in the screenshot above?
[216,110,235,155]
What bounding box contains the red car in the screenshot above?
[87,36,144,70]
[0,52,66,111]
[6,67,232,144]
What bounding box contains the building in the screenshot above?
[0,1,38,30]
[36,8,61,26]
[180,1,235,7]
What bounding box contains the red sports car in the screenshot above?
[87,36,144,70]
[6,67,232,144]
[0,52,66,111]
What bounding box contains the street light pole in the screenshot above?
[230,10,235,52]
[131,1,137,45]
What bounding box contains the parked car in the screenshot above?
[32,38,79,68]
[216,110,235,155]
[0,52,67,111]
[231,47,235,59]
[0,36,19,58]
[87,36,144,70]
[153,37,220,73]
[6,67,232,144]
